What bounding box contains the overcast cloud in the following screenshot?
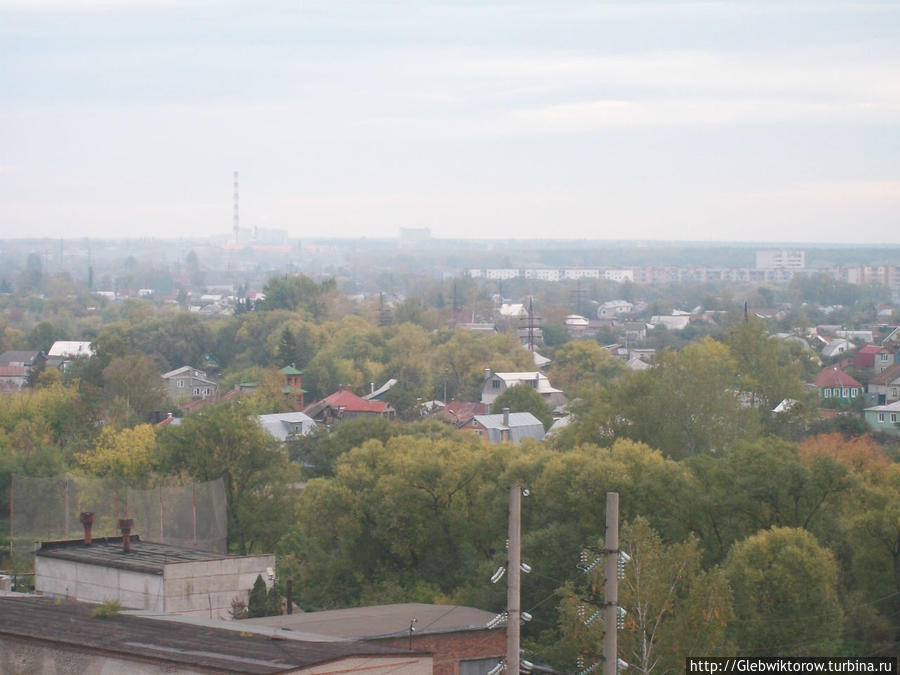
[1,0,898,242]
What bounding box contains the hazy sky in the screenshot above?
[2,0,899,243]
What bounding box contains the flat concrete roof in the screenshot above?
[0,596,421,674]
[243,603,499,639]
[35,536,257,576]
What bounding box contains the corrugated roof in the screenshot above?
[309,388,390,414]
[243,603,498,640]
[814,366,862,388]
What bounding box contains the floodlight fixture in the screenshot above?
[520,562,532,574]
[487,661,505,675]
[521,659,534,673]
[521,611,533,622]
[491,566,507,584]
[617,658,629,673]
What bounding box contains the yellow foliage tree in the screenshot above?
[75,424,158,486]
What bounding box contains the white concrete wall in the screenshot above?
[163,554,275,619]
[300,655,432,675]
[36,558,164,611]
[36,553,274,618]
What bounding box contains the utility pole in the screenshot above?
[603,492,619,675]
[506,484,522,675]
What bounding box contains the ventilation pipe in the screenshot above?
[118,518,134,553]
[80,512,95,545]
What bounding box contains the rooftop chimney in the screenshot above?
[484,368,491,381]
[503,407,510,427]
[80,512,95,545]
[118,518,134,553]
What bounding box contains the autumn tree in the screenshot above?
[75,424,159,487]
[556,518,733,674]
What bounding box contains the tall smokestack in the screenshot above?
[80,512,95,545]
[118,519,134,553]
[503,407,510,427]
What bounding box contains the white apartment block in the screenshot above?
[756,249,806,270]
[603,269,634,282]
[524,269,562,281]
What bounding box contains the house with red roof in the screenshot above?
[303,386,396,425]
[432,399,488,428]
[814,366,862,403]
[853,344,891,373]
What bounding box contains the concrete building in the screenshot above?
[162,366,218,403]
[258,411,316,441]
[480,370,566,408]
[864,400,900,436]
[35,534,274,619]
[464,411,546,444]
[0,596,430,674]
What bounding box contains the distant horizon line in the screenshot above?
[2,236,900,249]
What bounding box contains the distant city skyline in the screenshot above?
[2,1,899,244]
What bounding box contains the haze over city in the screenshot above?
[2,0,899,243]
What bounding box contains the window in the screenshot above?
[203,388,210,396]
[461,659,501,675]
[177,379,185,388]
[842,387,849,398]
[880,353,890,362]
[878,413,885,423]
[891,413,897,423]
[492,380,500,389]
[891,387,899,398]
[193,387,200,396]
[823,389,830,398]
[850,388,857,398]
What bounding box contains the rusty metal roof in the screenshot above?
[35,536,246,575]
[0,596,420,674]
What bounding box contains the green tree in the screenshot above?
[102,354,168,424]
[261,275,335,320]
[725,316,805,413]
[725,527,843,656]
[548,340,625,395]
[27,320,57,353]
[489,384,554,430]
[614,338,759,458]
[248,574,269,618]
[157,403,300,554]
